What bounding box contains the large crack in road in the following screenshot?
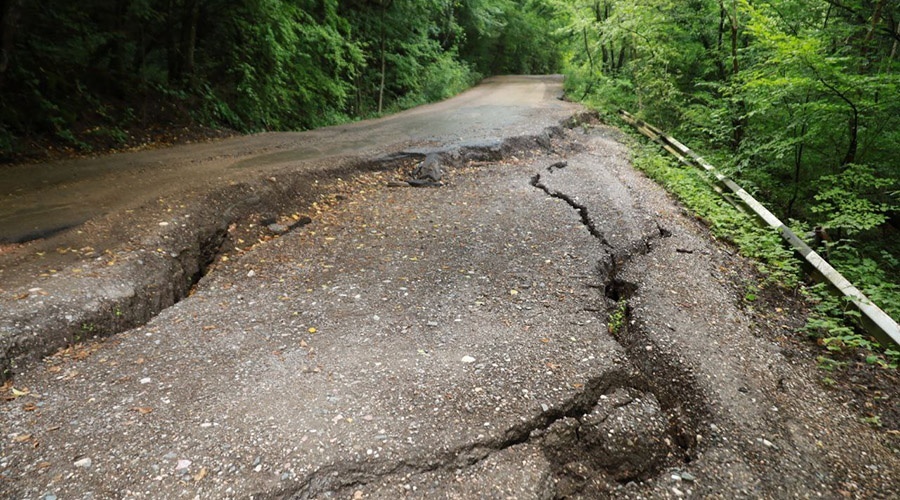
[284,130,707,499]
[0,127,572,379]
[1,82,897,497]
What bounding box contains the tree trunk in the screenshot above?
[377,2,386,114]
[616,44,626,71]
[166,0,180,83]
[378,46,385,114]
[180,0,200,84]
[0,0,23,91]
[580,27,595,100]
[730,0,739,76]
[842,108,859,167]
[787,124,807,218]
[583,27,595,74]
[715,1,727,80]
[861,0,885,69]
[726,0,745,150]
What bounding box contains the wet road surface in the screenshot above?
[0,77,897,498]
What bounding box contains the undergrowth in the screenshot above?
[621,132,899,368]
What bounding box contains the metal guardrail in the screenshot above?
[618,109,900,351]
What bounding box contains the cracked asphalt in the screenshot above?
[1,78,898,498]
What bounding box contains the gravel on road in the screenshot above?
[2,123,897,498]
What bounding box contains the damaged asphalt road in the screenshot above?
[2,78,899,498]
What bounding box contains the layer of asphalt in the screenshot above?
[0,76,584,378]
[1,122,897,498]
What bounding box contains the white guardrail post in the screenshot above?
[618,109,900,351]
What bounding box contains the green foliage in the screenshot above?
[607,299,628,334]
[810,164,897,237]
[458,0,563,76]
[630,144,801,288]
[804,241,900,365]
[558,0,899,360]
[0,0,554,153]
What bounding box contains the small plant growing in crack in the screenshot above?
[861,415,882,428]
[74,322,97,344]
[608,300,628,334]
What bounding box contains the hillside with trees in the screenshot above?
[557,0,898,361]
[0,0,560,160]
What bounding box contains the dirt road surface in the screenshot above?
[1,76,897,498]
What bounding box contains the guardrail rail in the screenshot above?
[618,109,900,351]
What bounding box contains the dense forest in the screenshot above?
[557,0,898,357]
[0,0,897,354]
[0,0,560,156]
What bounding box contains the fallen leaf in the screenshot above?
[131,406,153,414]
[14,292,29,300]
[13,434,32,442]
[193,467,208,481]
[22,403,38,411]
[308,327,317,334]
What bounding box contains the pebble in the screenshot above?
[268,223,289,234]
[461,355,476,364]
[139,377,151,384]
[43,495,58,500]
[681,472,696,482]
[175,459,192,470]
[74,457,92,468]
[163,452,177,460]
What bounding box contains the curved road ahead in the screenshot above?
[1,75,575,244]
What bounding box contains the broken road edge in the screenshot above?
[0,111,600,381]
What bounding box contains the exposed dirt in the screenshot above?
[3,123,237,167]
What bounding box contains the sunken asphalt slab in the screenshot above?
[1,79,898,498]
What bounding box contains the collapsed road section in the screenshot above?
[0,126,570,380]
[1,122,896,498]
[0,75,583,379]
